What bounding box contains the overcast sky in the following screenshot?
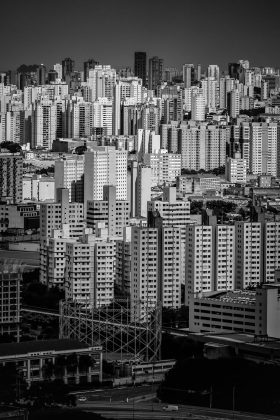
[1,0,280,72]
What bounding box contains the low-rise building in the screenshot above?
[189,285,280,337]
[0,339,102,387]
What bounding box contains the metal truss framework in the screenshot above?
[59,299,162,362]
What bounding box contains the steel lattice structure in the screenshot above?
[59,299,162,362]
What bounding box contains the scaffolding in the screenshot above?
[59,299,162,362]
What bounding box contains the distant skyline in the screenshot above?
[1,0,280,71]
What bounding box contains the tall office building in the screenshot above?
[134,52,147,86]
[55,155,85,202]
[148,56,163,91]
[84,147,127,206]
[83,58,99,82]
[62,57,75,81]
[0,153,23,204]
[37,64,46,85]
[182,64,194,88]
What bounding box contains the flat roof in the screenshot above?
[199,290,256,305]
[0,339,96,357]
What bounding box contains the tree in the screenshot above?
[0,141,22,153]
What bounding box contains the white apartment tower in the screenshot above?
[143,150,181,186]
[225,152,247,184]
[263,222,280,283]
[87,65,117,101]
[32,101,57,149]
[250,122,277,176]
[135,165,152,218]
[214,225,235,291]
[185,225,213,304]
[55,155,84,202]
[235,222,263,289]
[86,185,129,236]
[84,147,127,207]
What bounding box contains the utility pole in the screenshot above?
[209,385,213,409]
[232,385,235,419]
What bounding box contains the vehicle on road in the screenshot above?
[162,405,178,411]
[78,396,87,402]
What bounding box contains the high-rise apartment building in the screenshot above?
[185,225,214,304]
[0,264,21,342]
[214,225,235,291]
[116,226,132,294]
[84,147,127,206]
[86,185,129,236]
[87,65,116,101]
[32,101,57,149]
[263,222,280,283]
[135,165,152,218]
[131,224,181,318]
[148,187,190,284]
[40,188,85,239]
[65,227,116,308]
[235,222,263,289]
[249,122,277,176]
[134,52,147,86]
[55,155,85,202]
[0,153,23,204]
[225,152,247,184]
[143,150,181,186]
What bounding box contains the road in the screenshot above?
[75,387,280,420]
[81,402,280,420]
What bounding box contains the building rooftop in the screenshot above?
[0,339,95,357]
[199,290,256,305]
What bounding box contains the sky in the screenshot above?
[1,0,280,72]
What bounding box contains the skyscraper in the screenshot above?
[182,64,194,88]
[148,56,163,91]
[134,52,147,86]
[62,57,75,81]
[84,58,99,82]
